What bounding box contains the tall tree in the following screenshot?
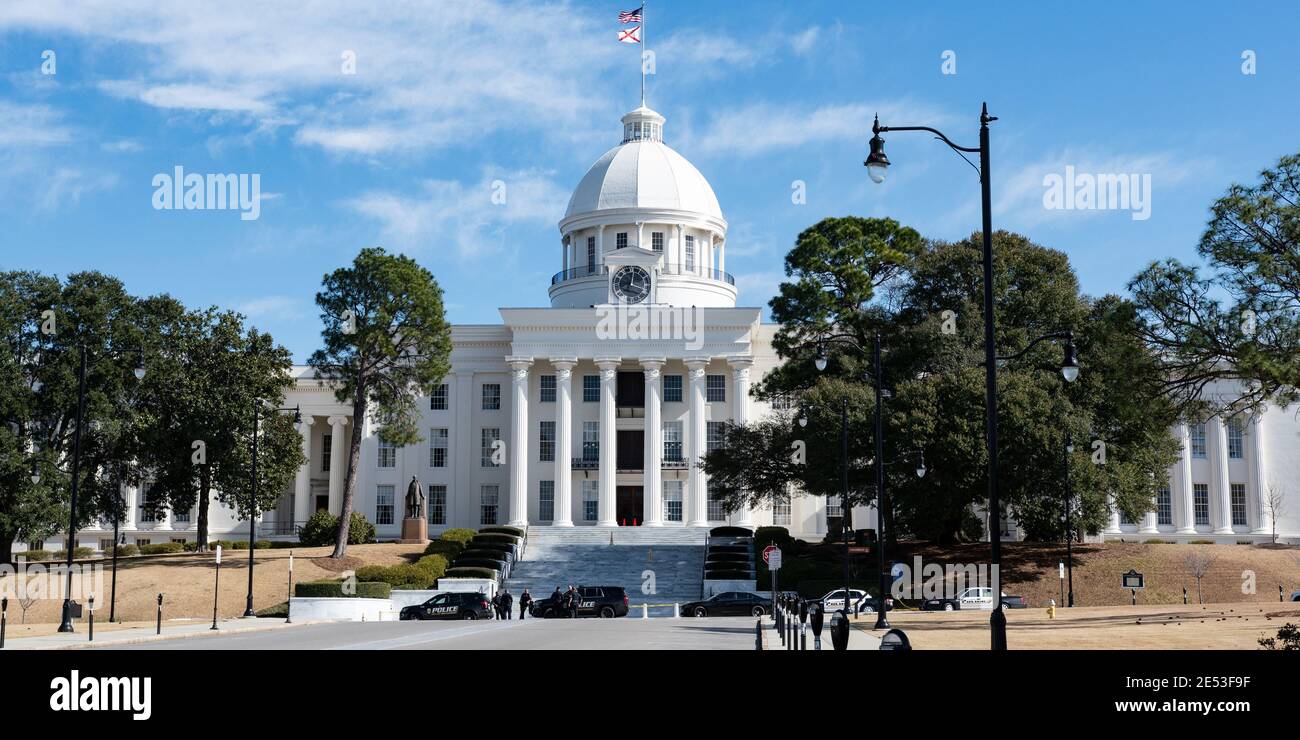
[136,303,300,548]
[309,248,451,558]
[1130,152,1300,415]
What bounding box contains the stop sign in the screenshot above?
[762,545,781,569]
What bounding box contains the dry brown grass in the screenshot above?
[852,601,1300,649]
[1,543,426,629]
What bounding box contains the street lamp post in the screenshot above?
[868,105,1018,646]
[1064,433,1075,607]
[244,402,302,618]
[55,345,144,633]
[110,500,124,622]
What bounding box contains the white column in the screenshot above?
[1106,497,1121,535]
[156,505,173,532]
[1210,415,1233,533]
[327,415,349,515]
[1250,408,1270,534]
[507,358,532,526]
[1176,423,1196,533]
[596,358,620,526]
[717,239,725,274]
[686,357,710,527]
[729,357,754,527]
[674,225,683,269]
[597,225,606,267]
[552,359,576,527]
[293,416,315,526]
[641,359,665,526]
[1139,509,1159,534]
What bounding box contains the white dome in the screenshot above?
[563,107,723,221]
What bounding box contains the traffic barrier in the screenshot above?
[156,593,163,635]
[641,604,649,619]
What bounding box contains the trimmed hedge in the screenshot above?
[299,511,376,547]
[352,554,450,590]
[754,526,792,550]
[138,542,186,555]
[453,558,506,572]
[52,547,98,560]
[423,539,464,558]
[479,526,525,538]
[710,526,753,538]
[107,544,139,557]
[18,550,53,561]
[294,580,392,598]
[471,533,520,547]
[440,528,477,548]
[458,548,509,562]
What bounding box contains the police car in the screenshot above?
[529,586,629,618]
[399,592,493,620]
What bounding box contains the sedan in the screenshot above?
[680,591,771,617]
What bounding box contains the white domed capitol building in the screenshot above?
[39,103,1300,555]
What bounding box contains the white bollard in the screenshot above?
[642,603,649,619]
[673,603,680,619]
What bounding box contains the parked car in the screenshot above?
[680,591,770,617]
[1291,590,1300,602]
[852,593,895,613]
[399,592,492,621]
[529,586,629,618]
[816,589,867,612]
[920,588,1015,611]
[1000,595,1028,609]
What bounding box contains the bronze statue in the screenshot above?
[404,475,424,519]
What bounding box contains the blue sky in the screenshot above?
[2,1,1297,362]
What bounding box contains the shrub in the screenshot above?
[1144,539,1173,544]
[19,550,53,561]
[1188,539,1216,545]
[458,548,509,562]
[256,601,289,618]
[710,526,753,538]
[52,547,97,560]
[298,511,376,547]
[269,541,300,549]
[479,526,525,538]
[138,542,185,555]
[442,567,500,581]
[440,528,477,548]
[294,580,391,598]
[453,558,505,572]
[355,564,434,590]
[754,526,792,550]
[107,544,139,557]
[424,539,464,558]
[413,554,448,581]
[471,533,519,547]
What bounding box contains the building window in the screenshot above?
[1227,417,1244,459]
[429,428,448,468]
[1156,485,1172,526]
[428,485,447,525]
[429,384,448,410]
[480,485,499,525]
[582,480,599,522]
[139,485,155,523]
[663,421,683,461]
[481,428,501,467]
[773,493,791,526]
[708,493,724,522]
[1193,483,1210,525]
[173,506,191,523]
[1190,423,1207,458]
[827,495,843,518]
[707,421,727,452]
[664,481,683,522]
[582,422,600,461]
[583,375,599,402]
[663,375,683,402]
[652,231,664,252]
[586,236,596,272]
[376,484,395,525]
[539,481,555,521]
[539,421,556,462]
[1231,483,1247,526]
[539,375,556,403]
[706,375,726,403]
[684,235,695,271]
[482,383,501,410]
[616,232,628,250]
[98,538,114,551]
[377,438,397,468]
[1120,510,1134,526]
[135,538,151,547]
[771,394,794,411]
[322,434,331,472]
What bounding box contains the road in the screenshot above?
[104,615,767,650]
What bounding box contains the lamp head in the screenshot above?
[814,343,828,372]
[864,116,890,184]
[1061,341,1079,383]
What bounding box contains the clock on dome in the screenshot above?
[612,265,651,304]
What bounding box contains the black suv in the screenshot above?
[530,586,629,618]
[400,592,493,620]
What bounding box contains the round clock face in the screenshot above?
[612,266,651,303]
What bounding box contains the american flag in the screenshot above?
[618,6,643,23]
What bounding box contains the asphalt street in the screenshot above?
[103,615,767,650]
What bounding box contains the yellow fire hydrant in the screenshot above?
[1047,598,1056,620]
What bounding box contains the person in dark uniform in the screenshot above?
[490,591,501,619]
[567,585,580,619]
[500,589,513,620]
[519,589,533,620]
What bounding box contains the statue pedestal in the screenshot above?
[398,517,428,544]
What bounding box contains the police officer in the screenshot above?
[501,588,514,620]
[490,591,501,619]
[568,585,580,619]
[520,588,533,620]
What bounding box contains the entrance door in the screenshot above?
[616,430,644,470]
[617,486,644,526]
[315,495,329,512]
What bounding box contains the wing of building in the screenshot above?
[35,105,1300,553]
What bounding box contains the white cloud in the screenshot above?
[0,0,626,156]
[34,167,118,211]
[685,99,952,158]
[0,101,74,149]
[790,27,821,56]
[656,26,824,78]
[348,169,568,260]
[735,270,784,309]
[237,295,311,322]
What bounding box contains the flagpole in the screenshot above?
[640,2,647,107]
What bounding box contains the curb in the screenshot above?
[14,619,324,651]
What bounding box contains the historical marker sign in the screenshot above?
[1122,569,1145,589]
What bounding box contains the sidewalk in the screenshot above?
[762,615,882,650]
[2,617,319,650]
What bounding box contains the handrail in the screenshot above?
[550,263,737,287]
